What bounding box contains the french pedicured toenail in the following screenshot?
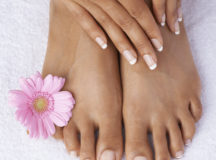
[70,151,78,159]
[175,151,184,159]
[96,37,107,50]
[143,55,157,70]
[134,156,147,160]
[123,50,137,65]
[178,7,183,22]
[161,14,166,26]
[174,20,180,35]
[100,150,115,160]
[151,39,163,52]
[185,139,192,146]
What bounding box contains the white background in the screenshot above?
[0,0,216,159]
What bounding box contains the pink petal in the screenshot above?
[35,77,43,91]
[43,117,55,136]
[19,78,35,97]
[41,74,53,93]
[38,118,48,139]
[49,77,65,94]
[53,91,74,102]
[49,111,67,127]
[8,90,30,108]
[55,111,71,122]
[24,110,33,127]
[31,71,42,82]
[29,116,38,138]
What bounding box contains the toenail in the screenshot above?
[175,151,184,159]
[134,156,147,160]
[100,150,115,160]
[70,151,78,159]
[185,139,192,146]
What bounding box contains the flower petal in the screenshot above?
[49,77,65,94]
[49,111,67,127]
[8,90,30,108]
[38,118,48,139]
[19,78,35,97]
[53,91,75,103]
[31,71,42,82]
[35,77,43,91]
[43,117,55,136]
[41,74,53,93]
[29,116,39,138]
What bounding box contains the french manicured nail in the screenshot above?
[174,20,180,35]
[178,7,183,22]
[96,37,107,49]
[123,50,137,65]
[134,156,147,160]
[176,151,184,159]
[100,150,115,160]
[161,14,166,26]
[143,55,157,70]
[151,39,163,52]
[185,139,192,146]
[70,151,78,159]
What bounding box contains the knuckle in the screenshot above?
[130,7,144,19]
[118,17,134,30]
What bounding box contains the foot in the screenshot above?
[121,23,202,160]
[42,1,123,160]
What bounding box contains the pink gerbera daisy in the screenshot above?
[8,72,75,138]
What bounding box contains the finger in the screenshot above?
[152,0,166,26]
[177,0,183,22]
[62,0,107,49]
[75,0,138,65]
[93,0,157,70]
[119,0,163,52]
[166,0,180,35]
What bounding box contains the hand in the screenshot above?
[62,0,164,70]
[152,0,182,34]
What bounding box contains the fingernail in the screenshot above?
[174,20,180,35]
[134,156,147,160]
[161,14,166,26]
[100,150,115,160]
[176,151,184,159]
[143,55,157,70]
[70,151,78,159]
[185,139,192,146]
[96,37,107,49]
[178,7,183,22]
[123,50,137,65]
[151,39,163,52]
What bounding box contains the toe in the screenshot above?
[178,109,196,145]
[152,124,170,160]
[53,126,63,140]
[79,123,96,160]
[166,119,184,159]
[190,97,202,122]
[63,121,80,159]
[125,123,153,160]
[97,120,123,160]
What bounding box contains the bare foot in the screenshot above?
[121,18,202,160]
[42,1,123,160]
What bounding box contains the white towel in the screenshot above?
[0,0,216,159]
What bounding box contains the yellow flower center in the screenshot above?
[33,97,48,113]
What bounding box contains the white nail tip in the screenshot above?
[178,17,183,22]
[158,46,163,52]
[95,37,107,50]
[150,63,157,70]
[175,31,180,35]
[134,156,147,160]
[176,151,184,159]
[70,151,78,159]
[161,22,165,27]
[129,58,137,65]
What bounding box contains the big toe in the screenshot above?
[97,120,123,160]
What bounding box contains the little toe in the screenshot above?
[79,123,96,160]
[125,124,153,160]
[53,126,63,140]
[63,121,80,159]
[167,119,184,159]
[178,109,196,145]
[97,121,123,160]
[190,97,203,122]
[152,124,170,160]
